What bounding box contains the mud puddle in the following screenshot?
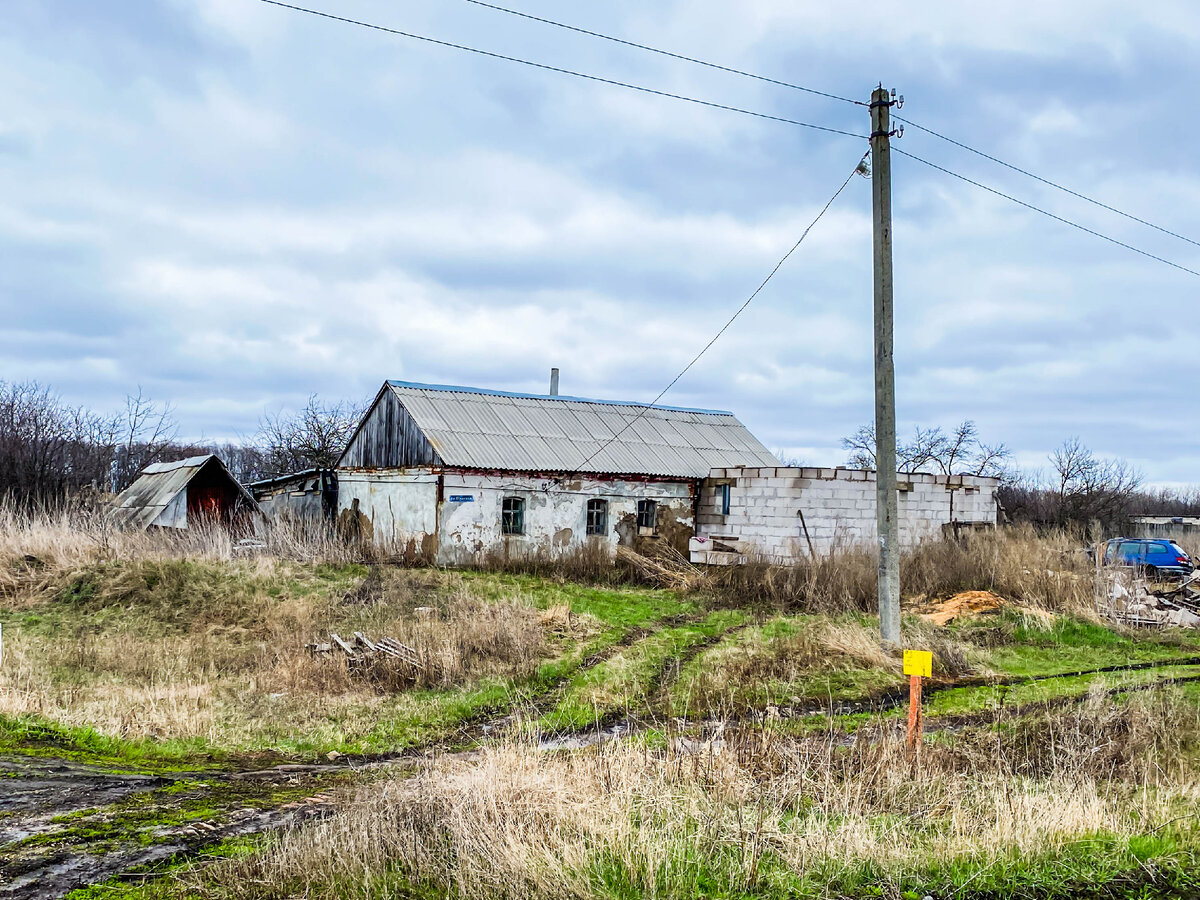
[0,754,346,900]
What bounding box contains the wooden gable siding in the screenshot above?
[340,387,441,469]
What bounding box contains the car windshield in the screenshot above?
[1169,542,1190,557]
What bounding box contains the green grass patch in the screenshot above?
[972,614,1200,677]
[0,713,227,773]
[539,610,746,731]
[927,664,1200,717]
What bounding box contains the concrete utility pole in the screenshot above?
[870,86,901,646]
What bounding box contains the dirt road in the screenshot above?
[0,754,342,900]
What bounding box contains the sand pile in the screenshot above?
[918,590,1006,626]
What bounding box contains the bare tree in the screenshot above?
[110,388,178,491]
[256,394,363,475]
[843,419,1009,477]
[0,381,114,507]
[1050,437,1141,528]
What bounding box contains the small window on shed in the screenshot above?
[586,499,608,536]
[717,483,731,516]
[637,499,657,532]
[502,496,525,535]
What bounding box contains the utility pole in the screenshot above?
[870,86,901,647]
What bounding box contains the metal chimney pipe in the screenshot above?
[549,368,560,396]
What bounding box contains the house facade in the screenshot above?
[335,380,780,565]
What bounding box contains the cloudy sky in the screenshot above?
[3,1,1200,484]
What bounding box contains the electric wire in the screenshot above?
[559,151,869,481]
[894,147,1200,279]
[255,0,867,139]
[894,115,1200,251]
[464,0,864,107]
[462,1,1200,251]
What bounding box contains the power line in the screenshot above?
[560,152,869,481]
[894,147,1200,279]
[894,115,1200,251]
[255,0,867,139]
[464,0,864,107]
[462,1,1200,252]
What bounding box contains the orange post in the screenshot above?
[907,673,923,750]
[902,650,931,752]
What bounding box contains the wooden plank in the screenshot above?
[330,633,357,656]
[377,637,425,670]
[353,632,378,652]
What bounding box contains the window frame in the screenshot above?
[637,499,657,533]
[717,483,731,516]
[501,496,525,536]
[585,498,608,536]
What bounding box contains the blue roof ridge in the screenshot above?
[386,380,735,416]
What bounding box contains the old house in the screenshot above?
[335,380,780,564]
[109,455,263,531]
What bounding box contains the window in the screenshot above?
[501,496,525,535]
[637,499,657,532]
[1117,541,1141,564]
[717,483,731,516]
[586,499,608,536]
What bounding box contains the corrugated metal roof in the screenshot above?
[384,381,779,478]
[109,455,261,530]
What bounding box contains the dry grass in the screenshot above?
[0,542,557,745]
[710,525,1096,615]
[202,686,1200,900]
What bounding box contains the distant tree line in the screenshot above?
[0,381,363,509]
[842,420,1192,533]
[3,378,1191,535]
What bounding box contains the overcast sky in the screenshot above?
[3,1,1200,484]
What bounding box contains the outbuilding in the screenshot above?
[109,455,263,532]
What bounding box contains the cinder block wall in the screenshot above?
[697,467,999,563]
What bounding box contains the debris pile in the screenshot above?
[306,631,425,670]
[1102,572,1200,629]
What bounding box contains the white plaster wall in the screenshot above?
[337,469,438,547]
[436,472,693,566]
[697,467,999,563]
[336,467,694,565]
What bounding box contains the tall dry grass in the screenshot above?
[710,525,1095,614]
[0,542,557,743]
[202,685,1200,900]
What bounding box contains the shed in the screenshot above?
[109,455,262,531]
[250,469,338,524]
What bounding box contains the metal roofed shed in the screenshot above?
[339,380,780,477]
[109,455,263,531]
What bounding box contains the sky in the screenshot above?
[3,0,1200,485]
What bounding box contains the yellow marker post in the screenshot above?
[903,650,932,750]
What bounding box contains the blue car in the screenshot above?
[1102,538,1194,579]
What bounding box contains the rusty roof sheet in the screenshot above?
[384,381,779,478]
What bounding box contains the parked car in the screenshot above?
[1101,538,1195,579]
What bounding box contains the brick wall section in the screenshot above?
[697,467,999,563]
